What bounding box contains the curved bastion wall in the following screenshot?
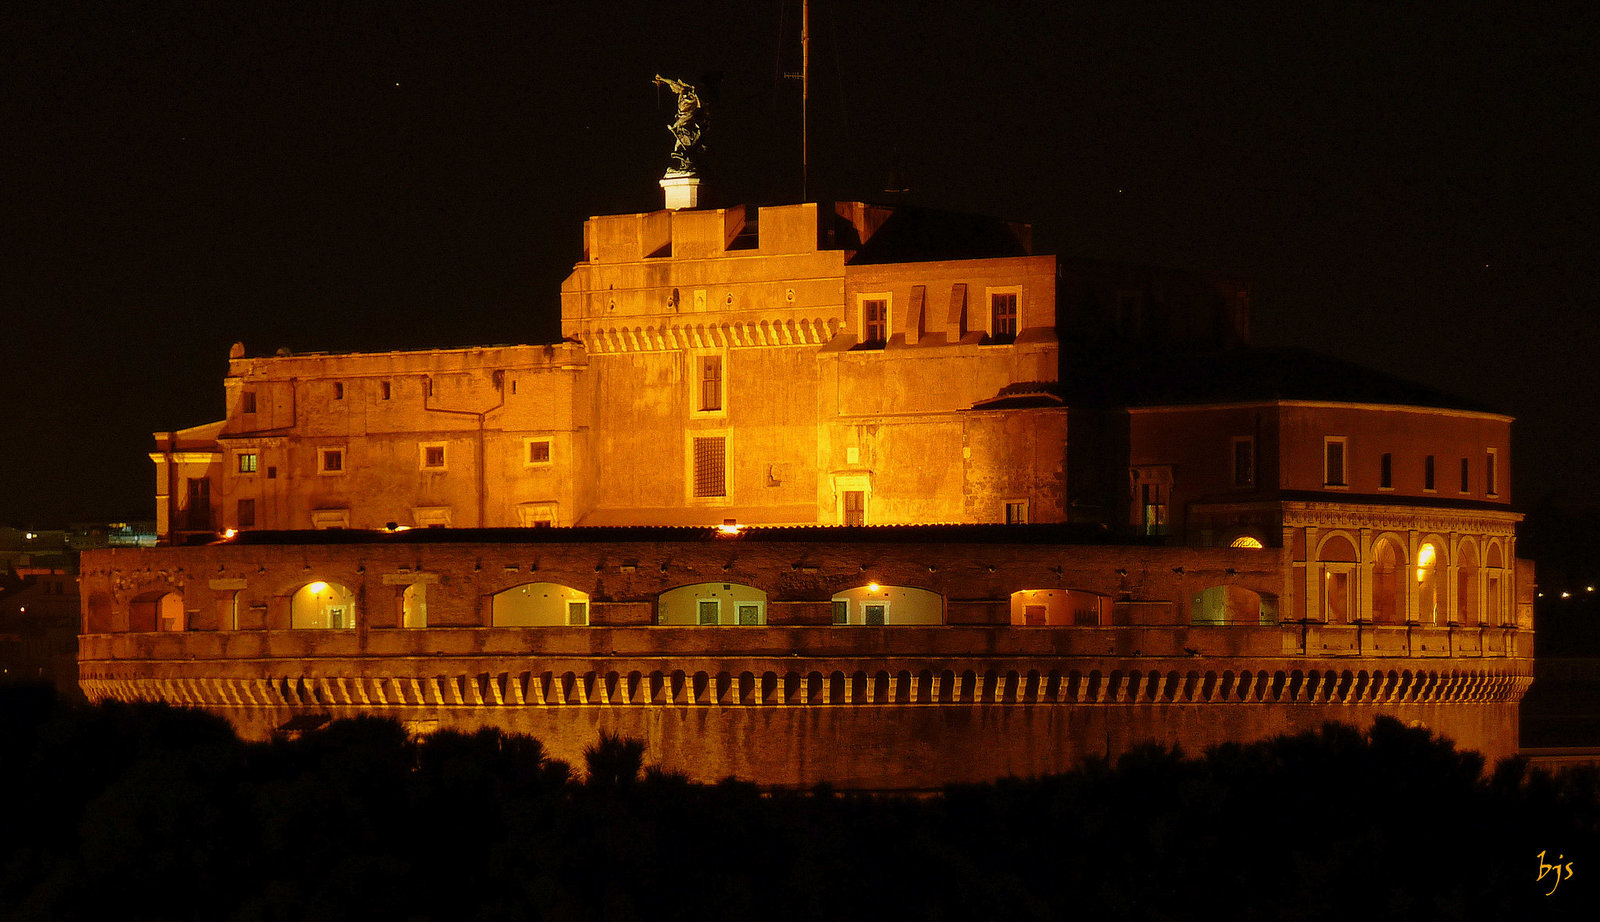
[77,529,1534,788]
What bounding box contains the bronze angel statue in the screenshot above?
[654,75,706,174]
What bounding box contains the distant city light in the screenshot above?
[1561,591,1571,599]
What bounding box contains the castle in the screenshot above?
[78,197,1531,788]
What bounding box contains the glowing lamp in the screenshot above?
[222,528,237,539]
[867,583,880,593]
[307,581,329,595]
[716,519,743,536]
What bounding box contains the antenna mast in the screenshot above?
[801,0,809,201]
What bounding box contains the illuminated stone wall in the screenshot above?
[78,531,1532,787]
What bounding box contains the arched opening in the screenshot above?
[1229,535,1265,549]
[657,582,766,626]
[401,582,428,628]
[1190,586,1273,625]
[129,590,184,632]
[1009,589,1110,626]
[1485,543,1506,624]
[491,582,589,626]
[290,581,357,629]
[831,584,943,625]
[1456,542,1480,625]
[1372,538,1405,623]
[1319,534,1357,622]
[1416,541,1444,624]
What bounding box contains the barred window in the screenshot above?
[693,436,726,498]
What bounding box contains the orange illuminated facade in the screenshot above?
[89,199,1531,788]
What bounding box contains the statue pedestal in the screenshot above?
[660,172,700,211]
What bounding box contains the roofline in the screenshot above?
[1124,398,1512,423]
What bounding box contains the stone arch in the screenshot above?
[658,582,767,626]
[1416,538,1447,624]
[289,581,356,629]
[1009,588,1109,626]
[1371,536,1406,623]
[1456,539,1481,625]
[1190,585,1274,625]
[491,582,590,626]
[129,589,184,633]
[832,584,943,625]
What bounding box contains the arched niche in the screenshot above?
[1372,537,1406,623]
[1009,589,1109,626]
[831,585,943,625]
[658,583,766,626]
[1416,540,1445,624]
[491,582,589,626]
[290,581,357,629]
[1456,540,1480,625]
[1318,534,1357,622]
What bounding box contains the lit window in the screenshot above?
[568,601,589,626]
[1424,455,1436,491]
[699,354,723,412]
[237,452,258,474]
[1005,500,1028,524]
[698,599,719,625]
[1379,452,1393,489]
[421,444,446,470]
[1323,437,1347,487]
[990,291,1018,340]
[862,298,888,343]
[1232,437,1255,488]
[693,436,726,498]
[319,448,344,474]
[526,439,552,465]
[1141,483,1168,534]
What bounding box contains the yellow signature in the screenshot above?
[1537,850,1575,896]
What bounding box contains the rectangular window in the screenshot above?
[526,439,551,465]
[1141,483,1168,535]
[1424,455,1436,491]
[1005,500,1028,524]
[843,490,865,526]
[1232,437,1255,488]
[736,603,762,626]
[1460,458,1471,493]
[697,599,719,626]
[237,498,256,529]
[421,444,446,470]
[693,436,726,498]
[863,298,888,343]
[333,382,344,400]
[1486,448,1498,496]
[568,601,589,626]
[1325,570,1351,621]
[832,599,848,625]
[1324,438,1347,487]
[381,381,391,400]
[1023,604,1047,626]
[319,448,344,474]
[1379,452,1393,489]
[184,478,210,530]
[241,391,257,414]
[699,355,723,412]
[990,292,1018,339]
[864,603,887,626]
[237,452,258,474]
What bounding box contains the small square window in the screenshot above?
[526,439,551,465]
[237,452,258,474]
[421,444,446,470]
[1005,500,1028,524]
[241,391,257,414]
[319,449,344,474]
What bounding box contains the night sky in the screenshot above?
[3,1,1596,525]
